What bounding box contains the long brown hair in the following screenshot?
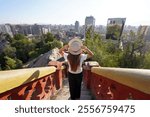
[67,53,81,72]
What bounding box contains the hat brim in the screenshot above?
[68,48,82,55]
[68,38,83,46]
[68,38,83,55]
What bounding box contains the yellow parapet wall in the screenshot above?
[92,67,150,94]
[0,67,56,94]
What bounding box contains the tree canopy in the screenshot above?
[0,32,62,70]
[85,27,150,69]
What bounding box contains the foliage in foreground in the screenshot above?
[84,29,150,69]
[0,33,62,70]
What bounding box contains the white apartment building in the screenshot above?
[75,21,79,33]
[84,16,95,38]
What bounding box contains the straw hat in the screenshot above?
[68,38,83,55]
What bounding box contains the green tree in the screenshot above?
[13,34,26,40]
[0,52,5,70]
[28,51,39,59]
[15,58,23,69]
[84,27,146,68]
[36,33,62,55]
[85,27,121,67]
[143,52,150,69]
[51,39,62,49]
[3,45,16,58]
[12,34,36,63]
[118,31,145,68]
[107,24,122,40]
[43,32,54,42]
[4,56,16,70]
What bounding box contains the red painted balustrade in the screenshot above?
[83,61,100,89]
[0,62,66,100]
[83,61,150,100]
[48,61,67,90]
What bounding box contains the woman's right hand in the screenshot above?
[64,45,69,50]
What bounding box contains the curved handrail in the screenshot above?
[91,67,150,94]
[0,67,56,94]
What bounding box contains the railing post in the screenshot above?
[83,64,92,89]
[83,61,100,89]
[48,61,64,91]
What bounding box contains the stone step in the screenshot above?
[80,95,92,100]
[51,79,93,100]
[81,90,91,95]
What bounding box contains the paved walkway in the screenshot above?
[51,78,93,100]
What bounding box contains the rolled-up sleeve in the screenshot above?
[81,54,87,61]
[63,53,68,61]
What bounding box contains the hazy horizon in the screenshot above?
[0,0,150,26]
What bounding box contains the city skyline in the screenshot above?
[0,0,150,26]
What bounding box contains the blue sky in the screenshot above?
[0,0,150,26]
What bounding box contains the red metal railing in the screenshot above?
[83,61,150,100]
[1,60,150,100]
[0,62,66,100]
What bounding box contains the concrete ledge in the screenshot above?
[92,67,150,94]
[0,67,56,94]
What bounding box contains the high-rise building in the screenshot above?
[0,24,13,37]
[75,21,79,33]
[137,25,150,41]
[84,16,95,38]
[31,24,42,36]
[137,25,150,52]
[85,16,95,26]
[106,18,126,40]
